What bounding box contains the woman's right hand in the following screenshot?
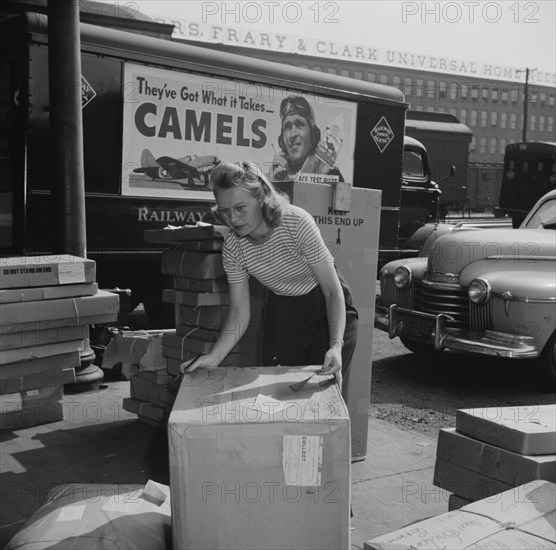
[180,354,217,374]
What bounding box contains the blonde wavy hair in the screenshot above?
[209,161,289,227]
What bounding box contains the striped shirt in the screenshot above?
[222,204,334,296]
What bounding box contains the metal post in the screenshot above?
[48,0,87,257]
[522,68,529,142]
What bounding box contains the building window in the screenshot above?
[416,79,424,98]
[327,67,337,75]
[460,108,467,124]
[480,137,487,154]
[540,92,546,106]
[501,90,508,103]
[500,137,507,155]
[461,84,468,99]
[367,72,376,82]
[510,113,518,130]
[471,85,479,101]
[491,111,498,127]
[548,116,554,133]
[539,115,545,132]
[449,108,457,117]
[354,70,363,80]
[340,69,349,77]
[482,87,489,100]
[490,137,497,155]
[549,95,555,108]
[511,88,519,103]
[392,75,401,89]
[299,64,309,69]
[415,104,424,111]
[313,66,322,72]
[501,112,507,129]
[470,109,478,127]
[427,105,435,112]
[470,136,476,152]
[427,80,436,100]
[480,110,488,128]
[380,74,388,85]
[530,114,536,131]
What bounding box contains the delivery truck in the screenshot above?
[1,13,444,325]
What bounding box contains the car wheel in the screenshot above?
[400,338,439,356]
[533,331,556,387]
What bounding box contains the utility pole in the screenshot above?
[517,67,536,142]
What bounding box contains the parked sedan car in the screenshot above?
[375,190,556,384]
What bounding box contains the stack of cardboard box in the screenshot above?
[365,480,555,549]
[0,255,119,429]
[145,224,246,377]
[434,405,556,510]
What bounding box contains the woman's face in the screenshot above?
[214,186,268,240]
[282,114,312,167]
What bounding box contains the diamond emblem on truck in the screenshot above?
[81,75,97,109]
[371,116,394,153]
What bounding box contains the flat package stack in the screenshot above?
[168,365,351,550]
[145,223,246,378]
[104,329,180,428]
[364,480,555,549]
[0,255,119,429]
[433,404,556,510]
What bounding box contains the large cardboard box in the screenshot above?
[0,282,98,303]
[0,324,89,350]
[175,304,229,330]
[163,288,229,307]
[364,480,555,550]
[1,313,124,336]
[456,405,556,455]
[275,182,381,460]
[144,223,227,243]
[0,385,64,429]
[0,339,84,365]
[173,276,228,293]
[162,250,225,279]
[434,428,556,499]
[162,331,241,356]
[0,351,80,381]
[168,366,351,550]
[130,372,179,407]
[0,255,96,288]
[0,367,75,394]
[0,289,119,328]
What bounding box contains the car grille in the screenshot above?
[396,279,493,332]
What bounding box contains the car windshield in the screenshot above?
[523,197,556,229]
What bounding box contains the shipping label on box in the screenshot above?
[168,366,351,550]
[0,282,98,304]
[456,405,556,455]
[163,289,229,307]
[0,289,119,328]
[436,428,556,489]
[162,250,225,279]
[364,480,556,550]
[0,255,96,289]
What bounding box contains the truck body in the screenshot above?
[404,111,472,214]
[1,13,441,323]
[498,141,556,227]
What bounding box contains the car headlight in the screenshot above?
[468,279,491,304]
[394,266,412,289]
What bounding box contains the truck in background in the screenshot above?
[497,141,556,227]
[404,111,472,217]
[0,13,457,325]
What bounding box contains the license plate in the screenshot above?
[396,310,435,342]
